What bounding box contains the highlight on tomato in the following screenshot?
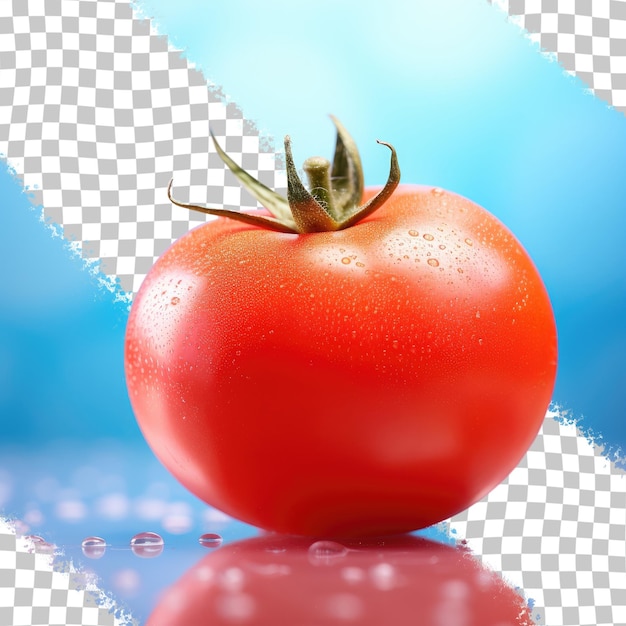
[125,117,557,536]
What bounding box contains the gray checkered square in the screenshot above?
[450,409,626,626]
[0,0,285,299]
[490,0,626,114]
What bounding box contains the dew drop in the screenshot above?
[130,531,164,558]
[464,238,473,247]
[341,257,352,265]
[81,536,106,559]
[431,187,444,196]
[427,258,440,267]
[438,244,446,250]
[170,297,180,306]
[308,540,348,565]
[475,310,481,318]
[356,262,365,267]
[423,233,434,241]
[408,229,419,237]
[199,533,223,548]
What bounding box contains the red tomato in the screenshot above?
[146,534,535,625]
[125,121,557,536]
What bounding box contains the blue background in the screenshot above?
[2,0,624,453]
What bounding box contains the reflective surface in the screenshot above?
[1,443,475,624]
[147,534,533,625]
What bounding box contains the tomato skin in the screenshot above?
[125,185,557,536]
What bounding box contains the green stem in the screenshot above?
[167,116,401,235]
[303,156,336,218]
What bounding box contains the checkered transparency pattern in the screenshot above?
[0,0,285,298]
[490,0,626,113]
[450,410,626,626]
[0,521,131,626]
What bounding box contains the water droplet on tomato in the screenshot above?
[341,257,352,265]
[431,187,444,195]
[199,533,223,548]
[438,244,446,250]
[170,297,180,306]
[356,262,365,267]
[308,540,348,565]
[130,531,164,558]
[408,229,419,237]
[475,310,481,318]
[423,233,434,241]
[81,536,106,559]
[427,258,440,267]
[464,238,473,246]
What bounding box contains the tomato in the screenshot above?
[146,534,534,625]
[125,118,557,536]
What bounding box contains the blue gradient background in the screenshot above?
[1,0,624,452]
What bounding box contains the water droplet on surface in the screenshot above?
[308,540,348,565]
[423,233,434,241]
[341,257,352,265]
[370,563,398,590]
[408,229,419,237]
[130,531,164,558]
[438,244,446,250]
[427,258,440,267]
[475,310,481,318]
[457,267,464,274]
[170,297,180,306]
[431,187,444,195]
[199,533,223,548]
[25,535,56,554]
[464,238,473,246]
[81,536,106,559]
[356,261,365,267]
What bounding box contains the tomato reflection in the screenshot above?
[147,534,534,625]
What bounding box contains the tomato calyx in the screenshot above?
[167,116,401,234]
